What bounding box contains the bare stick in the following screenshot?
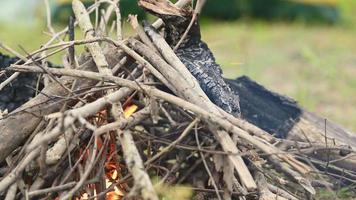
[174,0,206,51]
[29,182,76,197]
[128,15,158,53]
[95,0,122,40]
[12,66,314,192]
[195,124,222,200]
[112,103,159,200]
[116,40,175,93]
[11,66,257,190]
[267,184,299,200]
[254,171,288,200]
[44,0,58,37]
[0,73,20,91]
[128,37,257,190]
[99,0,119,31]
[0,43,27,61]
[60,136,98,200]
[0,1,108,90]
[145,117,200,165]
[68,15,76,68]
[73,0,112,76]
[4,183,17,200]
[0,74,81,164]
[0,44,27,91]
[0,148,40,192]
[46,128,75,165]
[142,24,209,100]
[26,86,133,152]
[95,105,150,136]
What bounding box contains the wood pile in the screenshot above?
[0,0,355,199]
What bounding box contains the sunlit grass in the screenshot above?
[0,23,48,53]
[202,20,356,132]
[0,23,80,64]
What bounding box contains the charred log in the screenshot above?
[226,76,302,138]
[140,0,241,117]
[0,53,40,112]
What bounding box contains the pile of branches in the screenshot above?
[0,0,355,199]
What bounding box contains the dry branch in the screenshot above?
[1,0,355,199]
[0,77,73,163]
[128,36,257,191]
[112,103,158,200]
[11,65,315,193]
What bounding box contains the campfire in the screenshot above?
[0,0,355,199]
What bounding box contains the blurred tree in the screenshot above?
[50,0,339,24]
[202,0,339,23]
[201,0,240,20]
[247,0,339,23]
[52,0,146,24]
[119,0,146,20]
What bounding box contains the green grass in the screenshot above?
[0,19,355,132]
[201,20,356,132]
[315,186,356,200]
[0,23,49,54]
[0,23,87,64]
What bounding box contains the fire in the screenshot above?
[58,104,138,200]
[105,162,124,200]
[104,104,138,199]
[74,163,124,200]
[124,104,138,118]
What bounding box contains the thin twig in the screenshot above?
[145,117,200,165]
[194,123,222,200]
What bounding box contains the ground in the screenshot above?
[202,20,356,133]
[0,19,355,132]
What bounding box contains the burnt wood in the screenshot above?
[138,1,355,150]
[226,76,302,138]
[227,76,356,149]
[0,53,39,112]
[140,0,241,117]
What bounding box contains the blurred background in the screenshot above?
[0,0,355,135]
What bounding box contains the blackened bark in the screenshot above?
[226,76,302,138]
[0,53,40,112]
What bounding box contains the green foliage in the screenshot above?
[202,0,339,23]
[53,3,73,24]
[51,0,340,24]
[52,0,146,24]
[119,0,146,20]
[201,0,241,20]
[248,0,338,23]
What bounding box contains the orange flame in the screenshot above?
[58,104,139,200]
